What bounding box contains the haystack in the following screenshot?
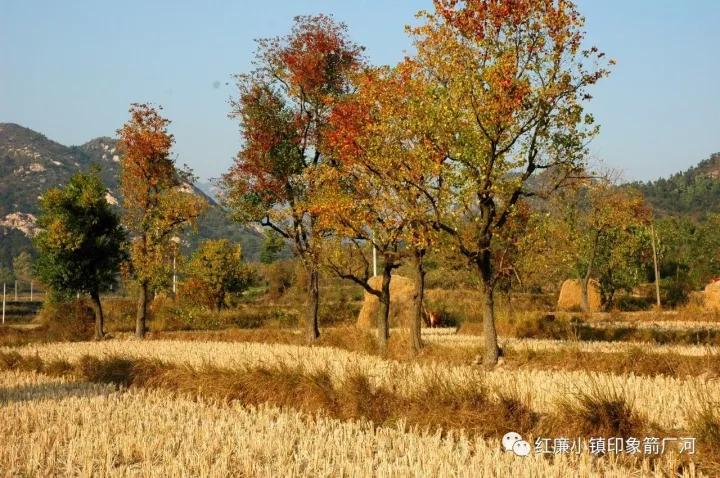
[356,275,419,328]
[704,281,720,310]
[557,279,602,312]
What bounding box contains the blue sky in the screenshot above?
[1,1,718,183]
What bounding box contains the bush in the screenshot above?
[262,260,297,299]
[149,296,298,331]
[614,295,653,312]
[661,278,692,307]
[34,299,95,341]
[320,288,360,326]
[102,297,137,332]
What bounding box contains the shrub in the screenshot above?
[615,295,653,312]
[262,260,296,299]
[34,299,95,341]
[661,278,692,308]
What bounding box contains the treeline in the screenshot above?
[23,2,720,370]
[632,153,720,219]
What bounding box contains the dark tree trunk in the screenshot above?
[136,280,148,338]
[580,277,590,313]
[216,293,225,313]
[478,250,499,366]
[377,262,393,353]
[581,231,601,314]
[411,249,425,355]
[306,268,320,344]
[90,291,105,340]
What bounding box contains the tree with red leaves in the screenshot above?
[405,0,614,366]
[221,15,366,344]
[117,103,207,338]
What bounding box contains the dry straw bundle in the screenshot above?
[356,275,418,328]
[704,281,720,310]
[557,279,602,312]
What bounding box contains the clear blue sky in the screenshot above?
[2,1,718,183]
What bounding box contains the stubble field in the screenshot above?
[1,319,718,477]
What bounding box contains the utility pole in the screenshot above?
[171,236,180,297]
[373,245,377,277]
[2,284,5,324]
[650,223,661,308]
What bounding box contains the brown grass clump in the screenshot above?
[0,351,539,440]
[356,275,419,329]
[704,281,720,311]
[551,381,644,439]
[506,346,704,378]
[557,279,602,312]
[317,326,378,355]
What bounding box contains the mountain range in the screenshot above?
[0,123,263,271]
[1,121,718,274]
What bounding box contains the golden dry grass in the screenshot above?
[704,282,720,311]
[4,339,717,431]
[356,275,417,328]
[0,370,700,477]
[557,279,602,312]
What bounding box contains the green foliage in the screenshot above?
[260,230,286,264]
[633,153,720,219]
[656,216,720,289]
[12,251,33,282]
[184,239,255,311]
[33,167,127,299]
[0,265,14,284]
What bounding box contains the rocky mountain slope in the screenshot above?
[0,123,262,270]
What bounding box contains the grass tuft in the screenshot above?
[553,381,644,438]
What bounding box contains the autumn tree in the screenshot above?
[403,0,613,365]
[318,65,446,353]
[221,15,366,344]
[184,239,254,312]
[117,103,208,338]
[33,167,127,339]
[551,180,652,311]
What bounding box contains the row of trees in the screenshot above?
[219,1,615,365]
[32,106,253,340]
[0,252,34,286]
[29,2,714,368]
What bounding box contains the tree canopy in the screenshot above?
[33,166,127,339]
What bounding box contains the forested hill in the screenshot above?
[0,123,262,271]
[631,152,720,219]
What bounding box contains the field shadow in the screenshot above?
[0,381,117,405]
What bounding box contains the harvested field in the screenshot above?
[0,370,696,477]
[4,339,717,430]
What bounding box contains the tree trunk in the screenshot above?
[136,280,148,338]
[305,268,320,344]
[90,291,105,340]
[411,250,425,355]
[650,223,662,309]
[216,293,225,313]
[580,277,590,313]
[377,263,392,353]
[478,252,499,367]
[581,231,600,314]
